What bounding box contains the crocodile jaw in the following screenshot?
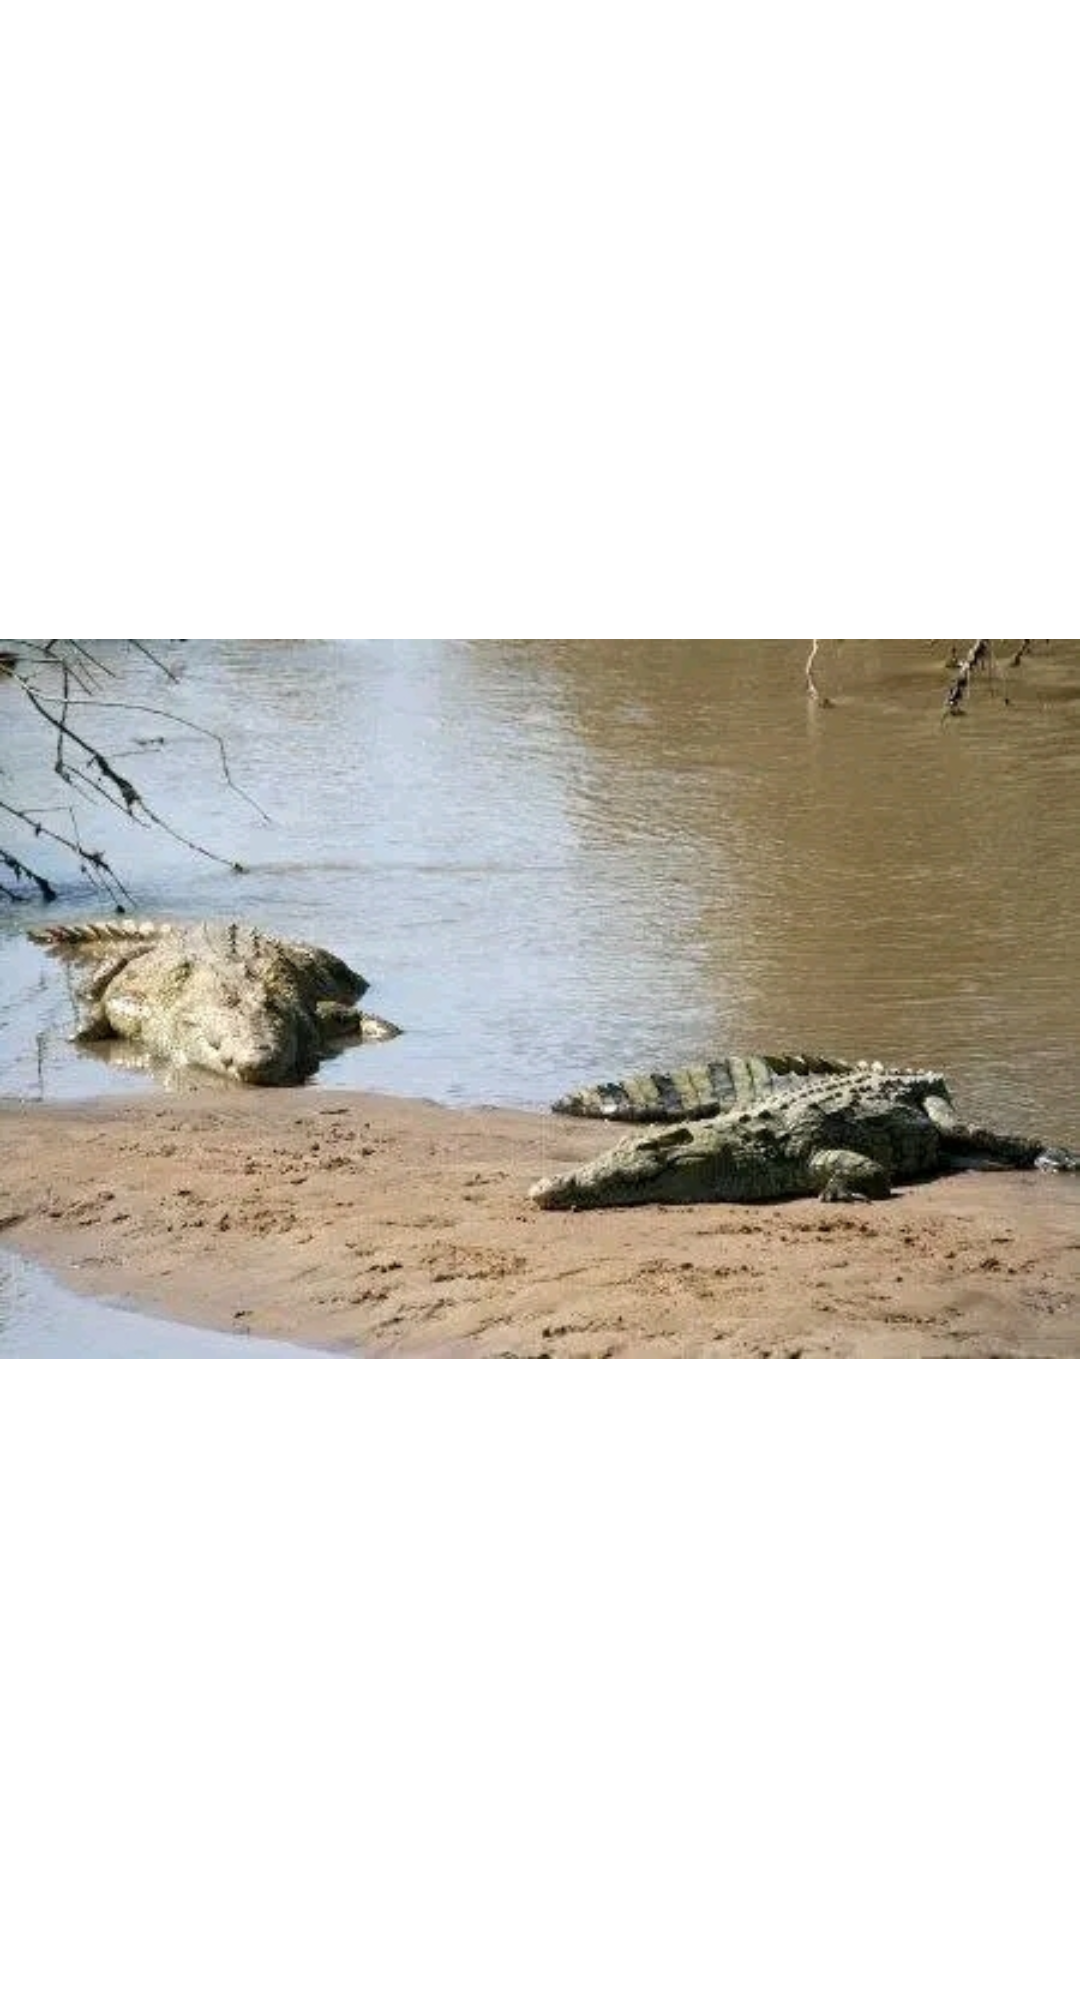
[139,1001,318,1085]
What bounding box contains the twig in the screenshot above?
[798,639,834,711]
[2,640,251,900]
[942,639,991,719]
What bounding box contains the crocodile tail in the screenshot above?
[552,1051,854,1122]
[27,918,174,959]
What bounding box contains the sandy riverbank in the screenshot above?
[2,1090,1079,1357]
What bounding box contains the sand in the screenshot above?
[2,1089,1079,1357]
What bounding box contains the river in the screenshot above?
[3,640,1078,1140]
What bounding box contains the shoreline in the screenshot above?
[3,1088,1080,1358]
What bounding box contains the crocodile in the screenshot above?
[529,1067,1080,1209]
[29,919,401,1085]
[552,1051,856,1121]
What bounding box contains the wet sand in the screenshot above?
[3,1090,1079,1357]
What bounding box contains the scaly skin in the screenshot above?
[29,919,401,1084]
[529,1069,1080,1209]
[552,1051,854,1121]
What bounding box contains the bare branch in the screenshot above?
[1,640,252,902]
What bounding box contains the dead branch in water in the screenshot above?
[0,640,262,904]
[802,639,1054,719]
[942,639,1035,717]
[804,639,834,707]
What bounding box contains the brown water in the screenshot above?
[2,639,1078,1143]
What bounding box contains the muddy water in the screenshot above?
[1,640,1079,1144]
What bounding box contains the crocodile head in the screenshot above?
[529,1124,704,1209]
[144,961,320,1084]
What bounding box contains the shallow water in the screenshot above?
[2,638,1079,1142]
[0,1249,327,1358]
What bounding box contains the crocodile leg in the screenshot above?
[355,1014,403,1042]
[71,997,118,1042]
[65,952,148,1042]
[315,999,364,1040]
[807,1147,893,1202]
[315,1000,402,1044]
